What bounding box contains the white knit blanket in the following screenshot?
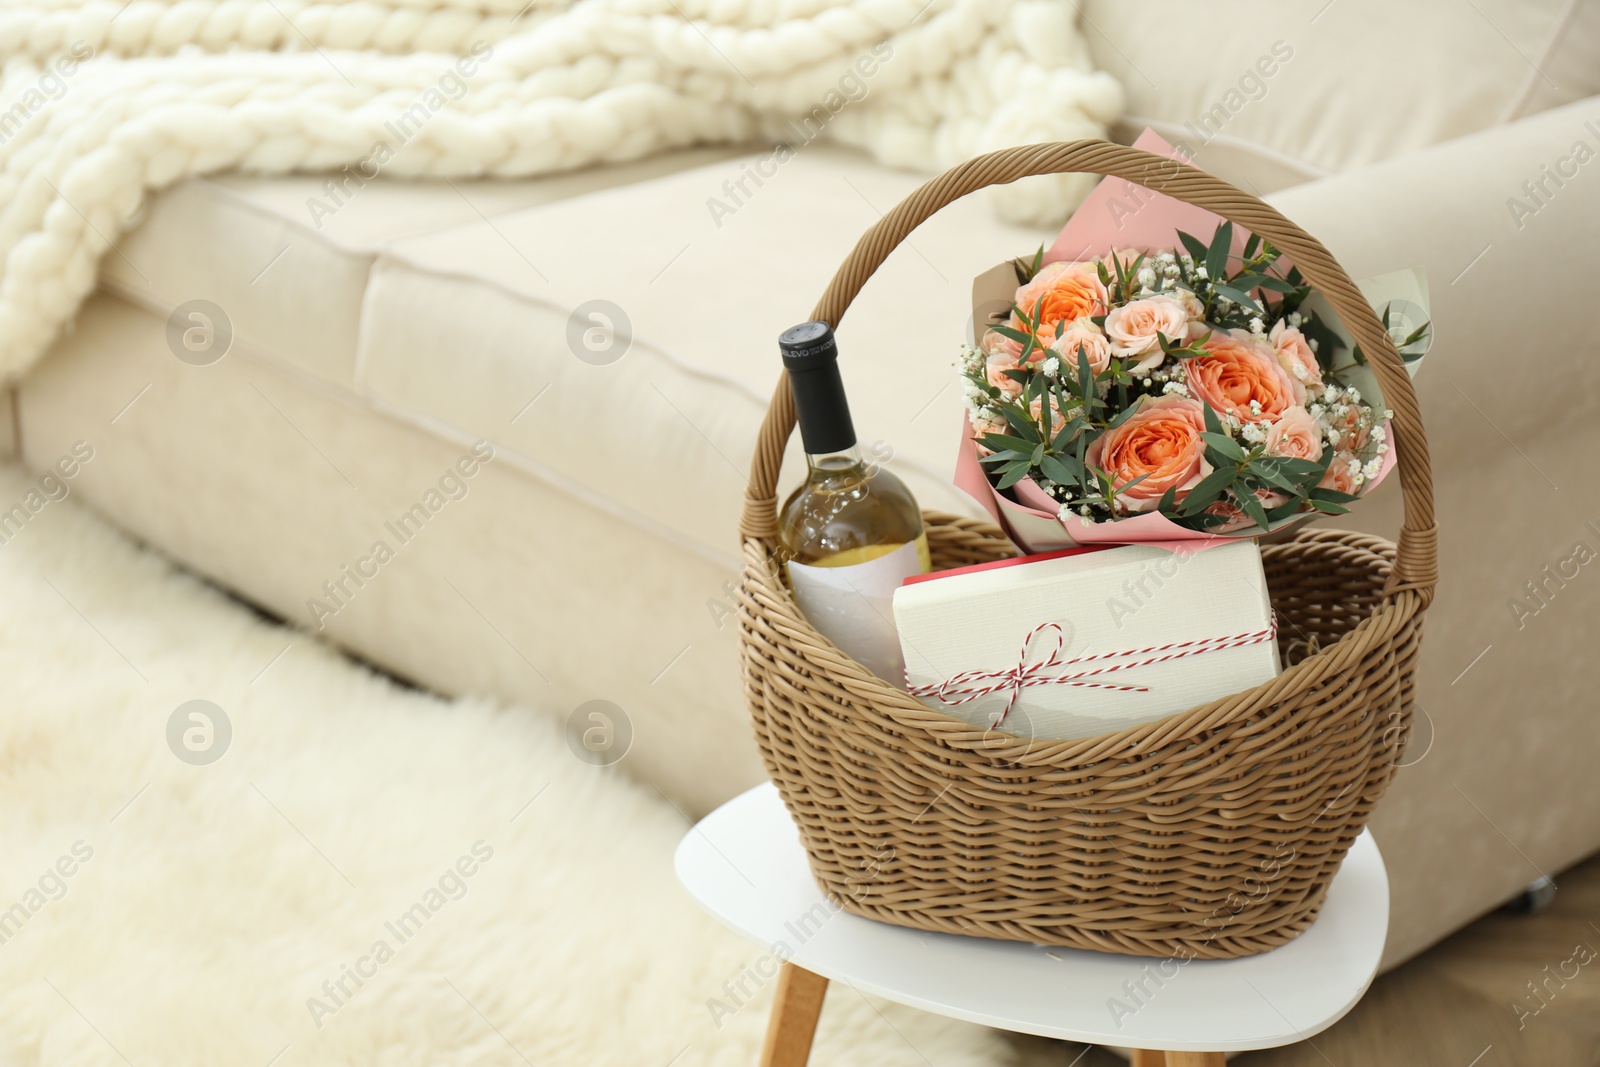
[0,0,1120,381]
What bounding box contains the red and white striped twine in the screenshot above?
[906,615,1279,728]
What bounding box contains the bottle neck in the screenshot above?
[804,444,866,485]
[789,360,857,457]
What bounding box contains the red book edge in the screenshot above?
[901,543,1116,587]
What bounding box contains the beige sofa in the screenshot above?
[9,0,1600,971]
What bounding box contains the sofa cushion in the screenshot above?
[1084,0,1600,193]
[100,147,746,389]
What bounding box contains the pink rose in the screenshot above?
[1269,321,1323,390]
[1263,405,1324,462]
[981,323,1020,362]
[982,331,1023,399]
[1103,295,1191,373]
[1086,395,1211,514]
[1186,329,1306,420]
[1204,489,1291,533]
[1319,452,1363,495]
[1028,394,1072,426]
[970,410,1008,455]
[1049,320,1111,376]
[1013,261,1107,346]
[1203,498,1252,533]
[1173,289,1206,320]
[1329,404,1372,452]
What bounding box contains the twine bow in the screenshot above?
[906,615,1279,728]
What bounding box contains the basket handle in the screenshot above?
[741,141,1436,604]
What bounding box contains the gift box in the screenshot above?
[892,540,1281,740]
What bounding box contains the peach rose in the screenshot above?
[1203,489,1290,533]
[981,322,1021,362]
[1319,452,1363,495]
[1329,404,1372,452]
[1171,288,1206,322]
[970,410,1008,455]
[1103,295,1190,373]
[1263,405,1324,461]
[1203,498,1253,534]
[1086,395,1211,514]
[982,332,1023,399]
[1049,320,1111,376]
[1013,261,1107,345]
[1029,393,1073,426]
[1269,320,1323,390]
[1186,329,1305,421]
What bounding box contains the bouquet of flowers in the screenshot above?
[960,228,1425,534]
[953,132,1428,547]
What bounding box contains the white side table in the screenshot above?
[675,783,1388,1067]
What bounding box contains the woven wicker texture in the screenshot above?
[737,142,1435,958]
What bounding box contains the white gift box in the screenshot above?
[892,541,1281,740]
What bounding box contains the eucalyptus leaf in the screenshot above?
[1250,459,1300,492]
[1270,457,1328,477]
[1237,488,1270,530]
[980,433,1036,454]
[1202,432,1247,461]
[1211,284,1263,313]
[1180,466,1238,513]
[1002,408,1040,441]
[1040,454,1077,485]
[1156,485,1179,517]
[1076,348,1095,405]
[1206,221,1233,282]
[996,464,1031,491]
[1265,496,1304,522]
[1248,274,1298,294]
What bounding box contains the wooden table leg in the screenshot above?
[759,963,829,1067]
[1165,1053,1225,1066]
[1130,1052,1167,1067]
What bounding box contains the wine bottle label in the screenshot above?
[786,539,925,687]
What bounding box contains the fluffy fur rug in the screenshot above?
[0,460,1042,1065]
[0,0,1120,381]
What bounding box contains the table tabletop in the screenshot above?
[675,783,1388,1054]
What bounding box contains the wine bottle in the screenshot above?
[777,321,928,683]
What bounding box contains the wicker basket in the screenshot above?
[736,142,1438,960]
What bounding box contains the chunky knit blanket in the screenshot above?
[0,0,1121,380]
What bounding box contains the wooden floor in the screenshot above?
[1009,851,1600,1066]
